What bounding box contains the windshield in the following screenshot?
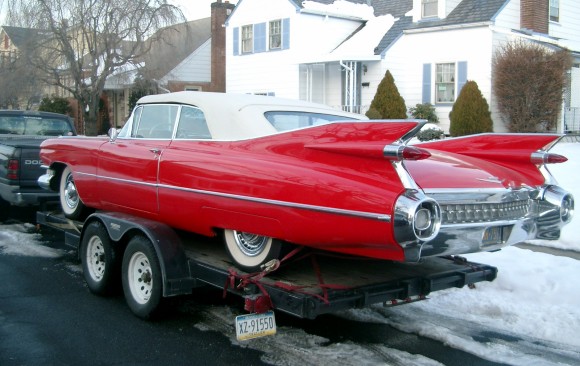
[264,111,362,132]
[0,115,74,136]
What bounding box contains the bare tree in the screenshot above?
[0,56,38,108]
[0,26,45,109]
[493,39,571,132]
[4,0,185,134]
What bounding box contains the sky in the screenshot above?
[0,1,240,24]
[170,0,240,21]
[1,141,579,365]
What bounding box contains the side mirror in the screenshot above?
[108,127,118,141]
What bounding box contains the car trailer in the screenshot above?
[37,210,498,340]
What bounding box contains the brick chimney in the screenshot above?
[210,0,235,92]
[520,0,549,34]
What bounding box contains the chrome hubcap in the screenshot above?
[233,231,269,257]
[64,175,79,209]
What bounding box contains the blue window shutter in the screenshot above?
[233,27,239,55]
[422,63,431,104]
[457,61,467,94]
[254,23,266,53]
[282,18,290,49]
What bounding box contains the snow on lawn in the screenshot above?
[338,141,580,364]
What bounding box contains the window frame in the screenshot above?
[549,0,560,22]
[269,19,282,50]
[435,62,456,104]
[422,0,438,18]
[241,24,253,54]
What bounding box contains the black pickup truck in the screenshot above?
[0,110,76,219]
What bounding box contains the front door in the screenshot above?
[97,104,178,215]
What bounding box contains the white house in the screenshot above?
[225,0,580,133]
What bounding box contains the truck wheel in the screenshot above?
[122,235,162,319]
[60,166,89,220]
[80,221,119,296]
[223,229,282,272]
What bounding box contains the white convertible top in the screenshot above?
[136,91,364,140]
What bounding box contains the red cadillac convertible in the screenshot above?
[39,92,574,271]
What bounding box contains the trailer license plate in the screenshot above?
[235,311,276,341]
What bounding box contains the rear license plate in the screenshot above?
[483,226,509,245]
[235,311,276,341]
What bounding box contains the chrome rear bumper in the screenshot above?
[401,186,574,261]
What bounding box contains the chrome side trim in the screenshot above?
[162,183,391,222]
[76,172,391,222]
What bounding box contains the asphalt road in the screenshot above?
[0,227,267,365]
[0,207,511,366]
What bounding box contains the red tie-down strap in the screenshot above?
[223,247,352,312]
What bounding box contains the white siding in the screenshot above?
[444,0,463,17]
[493,0,520,30]
[162,39,211,83]
[550,0,580,51]
[226,0,365,98]
[382,26,494,133]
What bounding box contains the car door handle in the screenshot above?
[149,148,161,155]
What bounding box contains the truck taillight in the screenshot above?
[7,159,19,180]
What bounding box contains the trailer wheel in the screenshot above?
[80,221,119,295]
[122,235,162,319]
[223,230,282,272]
[60,166,89,220]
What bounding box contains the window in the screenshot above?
[422,0,438,18]
[436,63,455,103]
[241,25,253,53]
[269,20,281,50]
[0,116,74,136]
[133,104,178,139]
[234,19,289,55]
[549,0,559,22]
[176,106,211,139]
[264,111,361,132]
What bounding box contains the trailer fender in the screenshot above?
[86,211,194,297]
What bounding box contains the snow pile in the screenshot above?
[0,223,63,258]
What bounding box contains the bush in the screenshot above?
[366,70,406,119]
[493,40,571,132]
[416,125,444,141]
[409,103,439,123]
[38,96,72,115]
[365,108,382,120]
[449,80,493,137]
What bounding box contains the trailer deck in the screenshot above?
[37,210,498,319]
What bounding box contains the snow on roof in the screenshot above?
[299,0,394,63]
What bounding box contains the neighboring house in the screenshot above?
[225,0,580,133]
[0,26,39,65]
[104,0,235,128]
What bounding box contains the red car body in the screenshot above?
[38,92,574,268]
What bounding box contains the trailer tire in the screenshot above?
[80,221,120,296]
[122,235,163,319]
